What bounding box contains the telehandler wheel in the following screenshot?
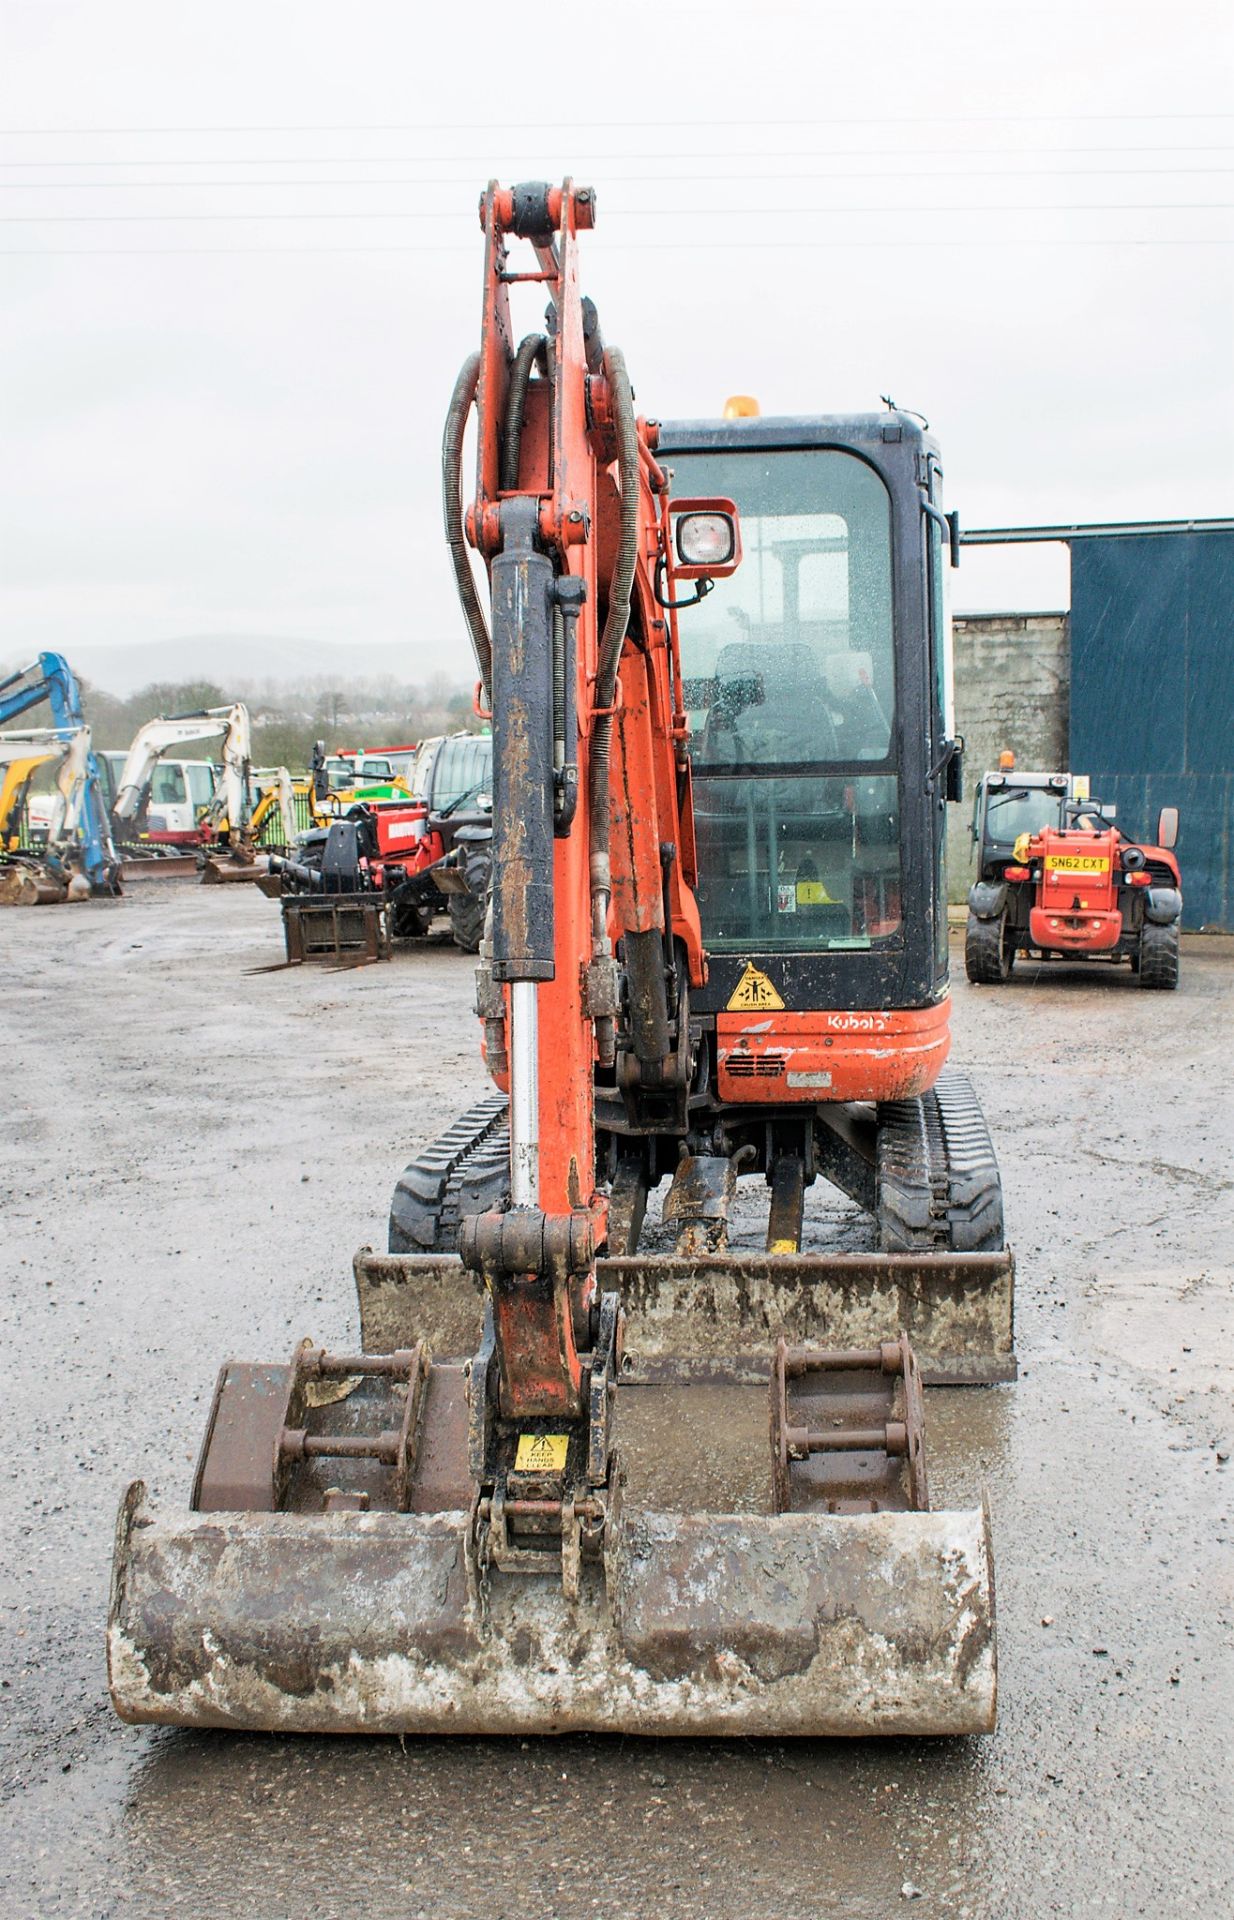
[1138,919,1180,990]
[392,900,433,939]
[447,843,491,954]
[965,910,1015,984]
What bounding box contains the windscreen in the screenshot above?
[185,764,215,810]
[668,446,900,953]
[982,783,1065,847]
[150,763,187,806]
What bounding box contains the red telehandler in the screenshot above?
[109,181,1009,1739]
[966,760,1182,986]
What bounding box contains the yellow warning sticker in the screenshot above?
[726,962,786,1012]
[514,1432,569,1473]
[796,880,836,906]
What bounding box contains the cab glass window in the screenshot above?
[668,446,900,953]
[151,763,187,806]
[186,764,215,810]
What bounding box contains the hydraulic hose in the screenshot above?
[587,345,640,940]
[501,333,547,492]
[442,352,493,697]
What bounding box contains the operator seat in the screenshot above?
[701,642,839,767]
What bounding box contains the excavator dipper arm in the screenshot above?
[454,182,734,1495]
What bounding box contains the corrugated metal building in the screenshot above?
[963,521,1234,931]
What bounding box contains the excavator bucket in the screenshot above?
[200,849,270,884]
[108,1322,996,1736]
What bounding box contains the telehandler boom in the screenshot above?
[109,180,1008,1739]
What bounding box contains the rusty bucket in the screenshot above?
[108,1326,996,1737]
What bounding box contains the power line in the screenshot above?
[3,143,1232,169]
[6,166,1234,192]
[1,112,1232,133]
[4,202,1230,223]
[4,238,1230,257]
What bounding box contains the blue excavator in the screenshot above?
[0,652,120,898]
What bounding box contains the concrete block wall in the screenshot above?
[948,613,1070,900]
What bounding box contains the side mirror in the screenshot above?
[1156,805,1179,850]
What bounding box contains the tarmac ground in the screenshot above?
[2,884,1231,1919]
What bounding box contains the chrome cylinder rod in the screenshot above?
[509,979,540,1207]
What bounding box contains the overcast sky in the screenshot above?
[2,0,1231,684]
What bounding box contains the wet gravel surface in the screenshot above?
[2,886,1231,1919]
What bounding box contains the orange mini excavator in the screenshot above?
[109,181,1011,1739]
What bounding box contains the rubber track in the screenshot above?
[388,1093,510,1253]
[876,1066,1005,1254]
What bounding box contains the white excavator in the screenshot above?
[113,703,297,880]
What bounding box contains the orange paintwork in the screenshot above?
[716,1001,952,1104]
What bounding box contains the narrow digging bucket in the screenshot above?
[0,862,67,905]
[200,852,269,884]
[107,1337,997,1737]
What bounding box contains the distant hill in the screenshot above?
[3,633,473,697]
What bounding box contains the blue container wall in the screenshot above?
[1070,532,1234,930]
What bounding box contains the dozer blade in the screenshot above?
[355,1247,1016,1384]
[107,1335,996,1737]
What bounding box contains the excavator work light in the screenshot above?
[669,498,742,579]
[676,512,735,567]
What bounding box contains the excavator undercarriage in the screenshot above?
[109,178,1010,1740]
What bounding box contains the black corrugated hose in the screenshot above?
[587,344,640,934]
[441,351,492,698]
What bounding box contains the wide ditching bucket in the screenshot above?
[109,1298,998,1736]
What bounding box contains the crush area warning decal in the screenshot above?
[514,1432,569,1472]
[726,963,786,1012]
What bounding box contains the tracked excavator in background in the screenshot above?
[109,180,1012,1739]
[112,703,296,879]
[0,653,119,899]
[0,728,99,903]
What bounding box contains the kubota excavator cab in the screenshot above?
[631,414,1004,1259]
